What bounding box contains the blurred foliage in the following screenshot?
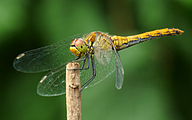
[0,0,191,120]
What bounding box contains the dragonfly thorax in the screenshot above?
[70,38,87,58]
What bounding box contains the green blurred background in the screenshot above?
[1,0,191,120]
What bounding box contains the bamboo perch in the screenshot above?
[66,62,81,120]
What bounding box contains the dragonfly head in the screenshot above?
[70,38,87,58]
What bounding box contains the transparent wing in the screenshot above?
[37,64,66,96]
[80,33,124,89]
[37,60,86,96]
[13,34,84,73]
[114,47,124,90]
[93,34,113,66]
[80,33,116,88]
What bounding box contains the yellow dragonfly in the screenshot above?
[13,28,184,96]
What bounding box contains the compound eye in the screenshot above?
[75,38,83,47]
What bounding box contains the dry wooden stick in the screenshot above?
[66,62,81,120]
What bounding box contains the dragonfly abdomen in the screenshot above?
[112,28,184,51]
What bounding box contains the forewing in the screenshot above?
[93,34,112,65]
[13,34,84,73]
[80,34,116,88]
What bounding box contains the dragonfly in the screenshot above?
[13,28,184,96]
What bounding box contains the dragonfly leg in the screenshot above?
[81,54,96,91]
[74,54,87,62]
[72,54,90,70]
[80,54,89,70]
